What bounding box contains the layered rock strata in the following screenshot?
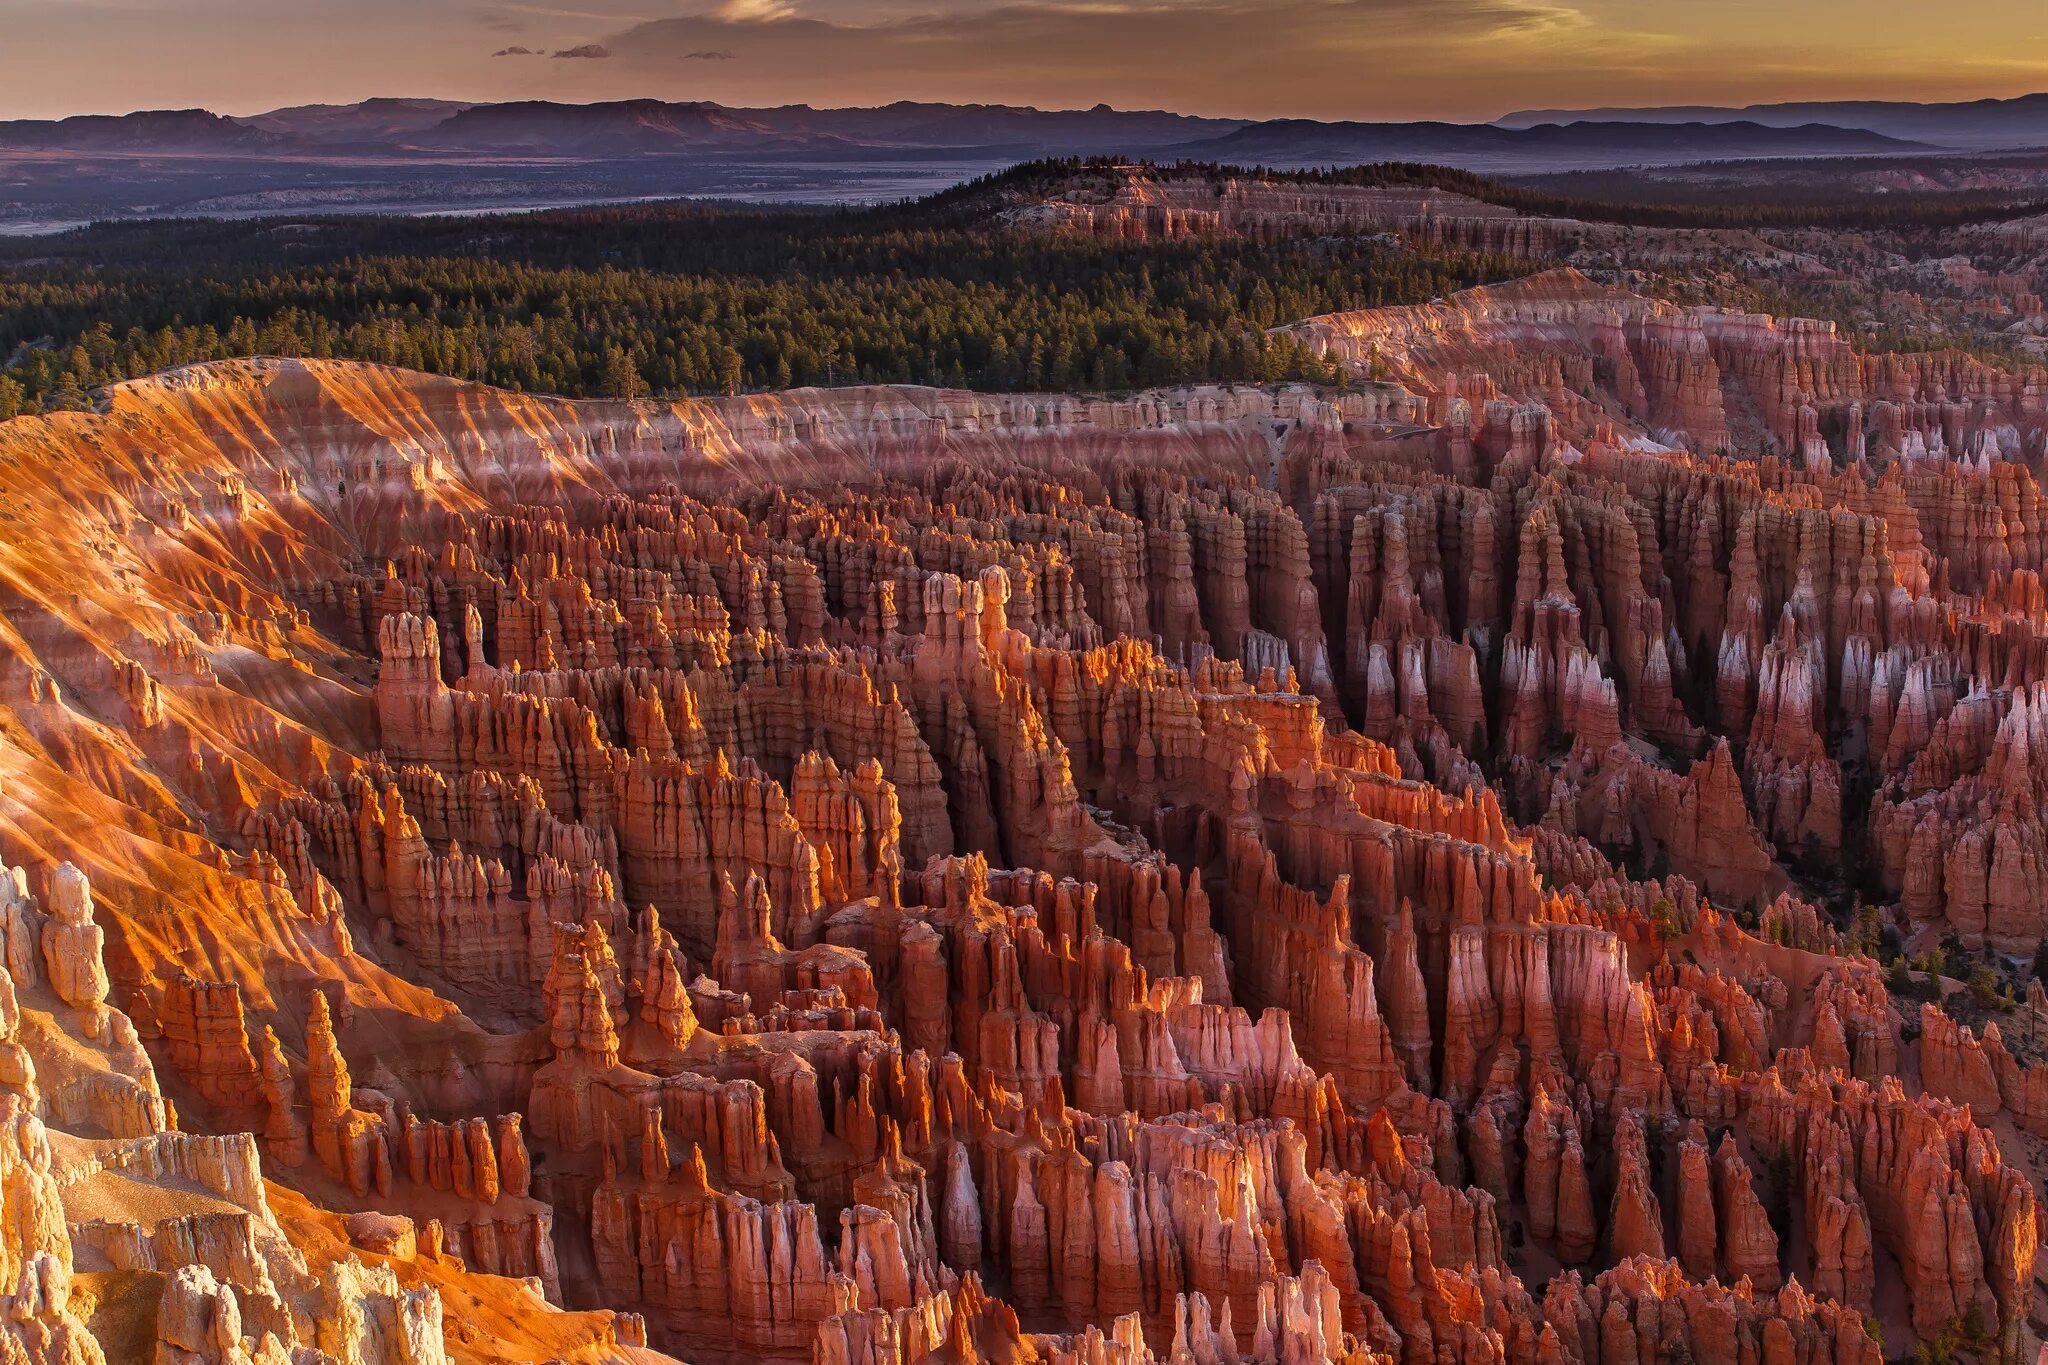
[0,339,2039,1365]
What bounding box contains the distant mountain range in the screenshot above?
[0,98,1248,159]
[238,98,472,143]
[0,108,293,154]
[0,97,1932,163]
[1495,93,2048,150]
[0,94,2033,233]
[1170,118,1918,167]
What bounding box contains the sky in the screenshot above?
[3,0,2048,123]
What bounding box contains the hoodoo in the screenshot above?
[0,325,2040,1362]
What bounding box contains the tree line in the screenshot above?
[0,195,1529,416]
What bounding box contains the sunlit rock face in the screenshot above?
[0,322,2041,1364]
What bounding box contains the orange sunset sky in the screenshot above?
[4,0,2046,121]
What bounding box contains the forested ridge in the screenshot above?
[0,178,1528,415]
[988,157,2048,231]
[1281,161,2048,231]
[9,154,2028,418]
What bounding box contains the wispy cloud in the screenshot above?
[551,41,613,57]
[481,2,662,19]
[708,0,798,18]
[593,0,1621,118]
[491,44,542,54]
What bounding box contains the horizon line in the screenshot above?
[8,86,2048,130]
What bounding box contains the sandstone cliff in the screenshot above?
[0,335,2037,1364]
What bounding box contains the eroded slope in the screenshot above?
[0,334,2038,1364]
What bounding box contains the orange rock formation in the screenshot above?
[0,306,2039,1363]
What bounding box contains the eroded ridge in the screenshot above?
[0,337,2041,1364]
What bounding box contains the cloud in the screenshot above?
[626,1,1603,61]
[594,0,1618,118]
[551,41,613,57]
[684,49,737,59]
[491,44,543,55]
[709,0,797,18]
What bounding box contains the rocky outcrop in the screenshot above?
[1712,1134,1782,1292]
[0,344,2041,1365]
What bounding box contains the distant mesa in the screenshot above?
[1494,90,2048,150]
[1169,117,1927,167]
